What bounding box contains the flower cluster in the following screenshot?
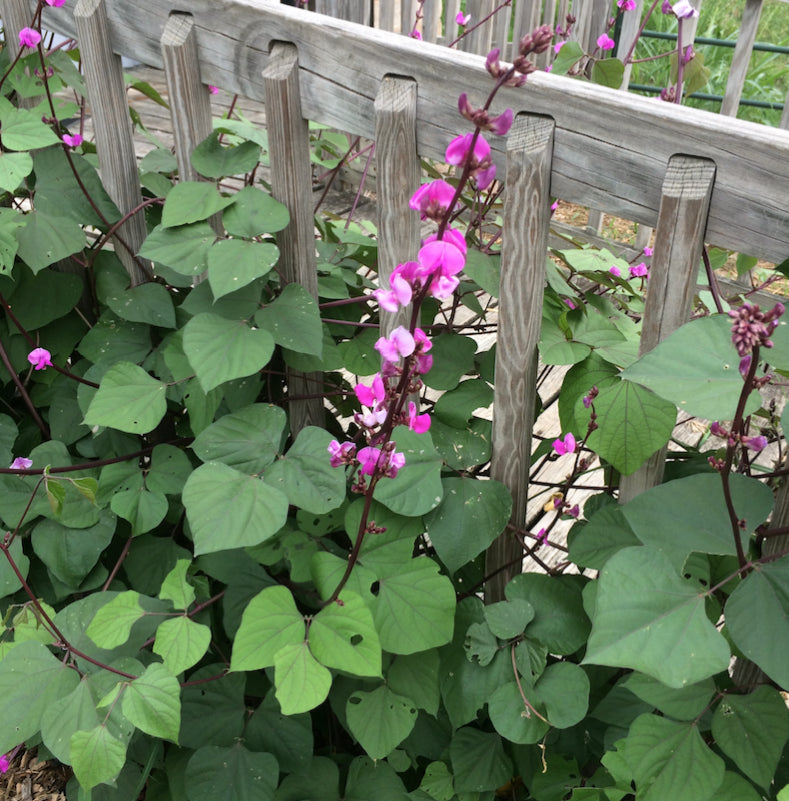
[728,302,785,357]
[485,24,552,86]
[709,421,768,453]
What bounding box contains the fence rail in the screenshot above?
[5,0,789,597]
[22,0,789,264]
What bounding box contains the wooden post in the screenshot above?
[485,115,555,603]
[74,0,149,286]
[161,13,214,186]
[460,0,494,55]
[263,43,325,433]
[618,156,716,503]
[313,0,371,25]
[720,0,762,117]
[374,76,420,339]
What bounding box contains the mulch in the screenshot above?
[1,750,69,801]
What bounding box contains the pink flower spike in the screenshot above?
[597,34,615,51]
[208,85,219,95]
[19,27,41,49]
[408,402,431,433]
[28,347,53,371]
[375,326,415,363]
[0,755,8,773]
[553,433,576,456]
[10,457,32,470]
[61,133,83,148]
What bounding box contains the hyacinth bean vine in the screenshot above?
[0,1,788,800]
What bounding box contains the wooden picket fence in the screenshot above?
[3,0,789,600]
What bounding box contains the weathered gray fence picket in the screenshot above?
[4,0,789,600]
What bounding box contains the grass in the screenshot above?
[625,0,789,126]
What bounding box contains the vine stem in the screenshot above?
[720,344,761,569]
[510,643,549,723]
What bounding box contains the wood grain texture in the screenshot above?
[374,76,420,338]
[459,0,493,55]
[619,156,716,503]
[485,114,555,603]
[35,0,789,262]
[161,14,215,186]
[74,0,149,285]
[720,0,761,117]
[263,42,324,432]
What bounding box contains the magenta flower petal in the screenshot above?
[10,457,32,470]
[27,347,53,371]
[597,34,615,51]
[19,27,41,48]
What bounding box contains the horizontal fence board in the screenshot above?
[36,0,789,262]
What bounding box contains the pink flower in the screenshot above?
[445,132,496,190]
[375,326,415,363]
[409,180,457,222]
[357,446,406,478]
[208,85,219,94]
[28,347,53,371]
[19,27,41,48]
[536,528,548,545]
[489,108,513,137]
[553,433,576,456]
[418,240,466,299]
[609,265,622,277]
[629,262,649,279]
[45,0,67,6]
[374,272,413,313]
[742,435,768,453]
[643,246,653,257]
[407,401,431,433]
[554,40,565,54]
[671,0,699,18]
[456,11,470,25]
[0,754,8,773]
[566,504,580,519]
[61,133,83,148]
[563,298,576,310]
[355,373,386,409]
[9,457,32,470]
[597,34,615,51]
[617,0,636,9]
[410,30,422,40]
[550,200,559,214]
[328,440,356,468]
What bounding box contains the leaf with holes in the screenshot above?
[424,477,511,575]
[370,559,455,654]
[274,641,332,715]
[231,585,305,671]
[624,714,724,801]
[346,686,417,760]
[584,547,730,687]
[208,239,280,299]
[256,283,323,356]
[308,591,381,678]
[725,555,789,691]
